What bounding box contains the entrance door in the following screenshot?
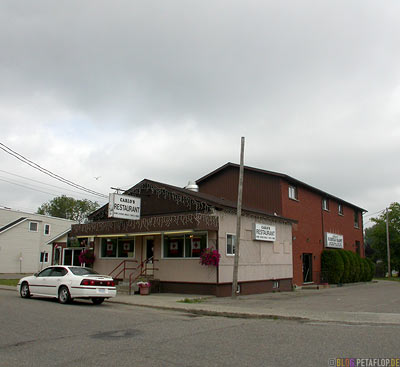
[145,238,154,263]
[63,248,83,266]
[302,253,313,283]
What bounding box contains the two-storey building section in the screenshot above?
[196,163,365,286]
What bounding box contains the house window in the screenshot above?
[322,198,329,211]
[29,221,38,232]
[163,232,207,258]
[338,204,343,216]
[44,224,50,235]
[273,280,279,289]
[288,185,298,200]
[39,252,49,263]
[100,237,135,258]
[226,234,236,256]
[354,211,360,228]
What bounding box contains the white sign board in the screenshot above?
[108,193,141,220]
[325,232,344,249]
[254,223,276,242]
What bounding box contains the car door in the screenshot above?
[48,267,68,297]
[30,267,54,296]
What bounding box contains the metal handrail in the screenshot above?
[129,257,159,295]
[109,259,138,280]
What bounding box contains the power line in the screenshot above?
[363,209,385,218]
[0,169,104,199]
[0,177,61,196]
[0,142,107,198]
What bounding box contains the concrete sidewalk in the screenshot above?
[3,280,400,325]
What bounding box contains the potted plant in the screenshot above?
[137,281,151,295]
[199,248,221,267]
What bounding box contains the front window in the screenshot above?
[44,224,50,235]
[29,221,38,232]
[338,204,343,216]
[322,198,329,211]
[288,185,298,200]
[163,232,207,258]
[354,211,360,228]
[227,234,236,255]
[39,252,49,263]
[101,237,135,258]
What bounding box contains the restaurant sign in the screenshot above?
[325,232,344,249]
[253,223,276,242]
[108,193,141,220]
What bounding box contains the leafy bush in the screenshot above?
[338,250,350,283]
[366,258,375,281]
[345,250,357,283]
[321,250,344,284]
[359,258,367,281]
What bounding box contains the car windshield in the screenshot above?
[69,267,99,276]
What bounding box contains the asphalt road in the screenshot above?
[0,289,399,367]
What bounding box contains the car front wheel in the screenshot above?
[92,298,105,305]
[58,286,71,304]
[20,282,31,298]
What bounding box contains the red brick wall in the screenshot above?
[280,180,364,285]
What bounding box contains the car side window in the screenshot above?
[37,268,53,277]
[51,268,67,277]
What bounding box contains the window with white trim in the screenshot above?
[322,198,329,211]
[288,185,298,200]
[338,204,343,216]
[226,234,236,255]
[29,221,38,232]
[40,252,49,263]
[44,224,51,235]
[163,232,207,258]
[100,237,135,258]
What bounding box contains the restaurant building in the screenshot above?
[196,163,366,286]
[71,179,295,296]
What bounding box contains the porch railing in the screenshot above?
[108,259,138,280]
[129,257,159,295]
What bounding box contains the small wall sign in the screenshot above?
[325,232,344,249]
[253,223,276,242]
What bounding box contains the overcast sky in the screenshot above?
[1,1,399,227]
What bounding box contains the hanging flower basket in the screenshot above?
[199,248,221,267]
[78,249,95,265]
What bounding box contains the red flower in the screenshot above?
[199,248,220,267]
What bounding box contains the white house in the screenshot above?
[0,208,76,274]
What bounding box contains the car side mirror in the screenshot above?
[34,272,38,277]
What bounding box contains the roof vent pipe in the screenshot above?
[184,181,199,192]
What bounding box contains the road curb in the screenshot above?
[107,299,310,321]
[0,285,16,292]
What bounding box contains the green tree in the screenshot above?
[365,202,400,273]
[37,195,99,223]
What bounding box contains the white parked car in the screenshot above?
[17,266,117,305]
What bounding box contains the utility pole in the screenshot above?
[386,208,391,278]
[232,137,245,298]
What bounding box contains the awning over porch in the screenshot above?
[71,213,219,237]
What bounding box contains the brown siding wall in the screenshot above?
[198,166,282,215]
